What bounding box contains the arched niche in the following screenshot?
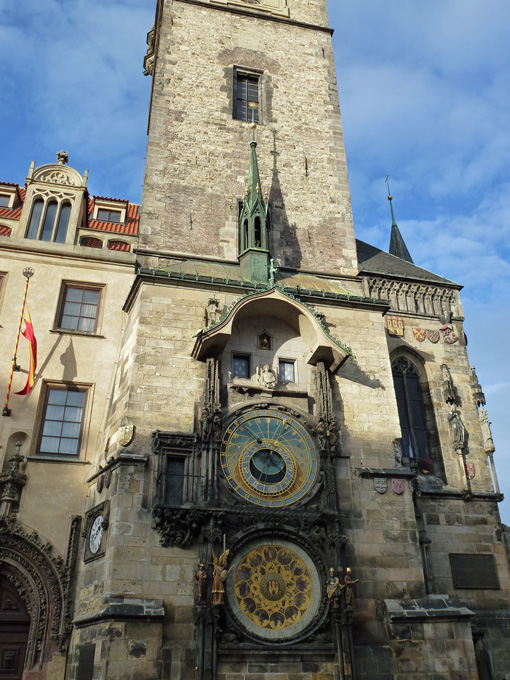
[192,288,351,373]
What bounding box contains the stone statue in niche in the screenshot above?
[195,563,208,602]
[317,417,326,449]
[200,408,212,442]
[258,365,277,389]
[327,417,338,449]
[448,406,466,454]
[212,410,223,443]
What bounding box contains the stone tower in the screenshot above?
[69,1,510,679]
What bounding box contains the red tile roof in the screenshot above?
[87,197,139,235]
[107,240,131,252]
[0,225,12,236]
[0,185,25,220]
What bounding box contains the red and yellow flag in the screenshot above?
[15,307,37,396]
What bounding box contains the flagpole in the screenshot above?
[3,267,35,417]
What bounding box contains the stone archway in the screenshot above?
[0,517,81,679]
[0,578,30,680]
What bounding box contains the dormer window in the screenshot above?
[92,198,128,224]
[97,209,121,223]
[0,194,10,208]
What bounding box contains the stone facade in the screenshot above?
[1,0,509,679]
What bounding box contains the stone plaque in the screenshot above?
[449,554,500,590]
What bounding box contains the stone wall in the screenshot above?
[140,0,357,276]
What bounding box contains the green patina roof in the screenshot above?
[153,259,356,296]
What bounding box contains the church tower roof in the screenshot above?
[386,177,413,263]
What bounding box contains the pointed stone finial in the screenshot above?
[386,176,414,263]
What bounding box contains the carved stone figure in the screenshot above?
[212,549,229,605]
[259,365,277,389]
[479,409,495,454]
[206,298,220,327]
[344,567,359,608]
[200,408,212,442]
[448,406,466,454]
[441,364,456,404]
[317,417,326,449]
[326,567,344,608]
[212,410,223,443]
[195,563,208,602]
[327,417,338,449]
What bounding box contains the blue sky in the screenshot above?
[1,0,509,522]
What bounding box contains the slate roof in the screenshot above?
[356,239,459,287]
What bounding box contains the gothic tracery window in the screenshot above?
[392,356,429,461]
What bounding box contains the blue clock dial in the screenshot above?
[220,409,318,507]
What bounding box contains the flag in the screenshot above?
[15,307,37,395]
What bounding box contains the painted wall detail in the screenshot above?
[231,543,315,637]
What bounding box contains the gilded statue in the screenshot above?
[212,549,230,605]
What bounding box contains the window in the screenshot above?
[97,209,121,223]
[164,457,186,505]
[392,357,429,460]
[235,72,259,122]
[233,354,250,379]
[108,240,130,252]
[26,199,71,243]
[0,194,10,208]
[279,360,295,384]
[38,388,86,456]
[80,237,103,249]
[58,285,101,333]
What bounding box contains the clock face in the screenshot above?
[220,409,318,507]
[89,515,104,554]
[226,538,323,641]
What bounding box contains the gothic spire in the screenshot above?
[386,177,413,263]
[238,122,270,283]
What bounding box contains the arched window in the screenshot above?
[26,198,44,239]
[26,198,71,243]
[40,201,58,241]
[80,237,103,249]
[254,217,261,247]
[55,203,71,243]
[392,356,430,462]
[107,240,130,252]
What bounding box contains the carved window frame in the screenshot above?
[391,351,443,477]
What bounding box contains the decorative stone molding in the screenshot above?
[0,515,79,667]
[31,164,85,188]
[366,276,458,319]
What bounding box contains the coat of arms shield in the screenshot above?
[391,478,405,495]
[412,328,426,342]
[426,329,440,343]
[465,462,476,480]
[374,478,388,494]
